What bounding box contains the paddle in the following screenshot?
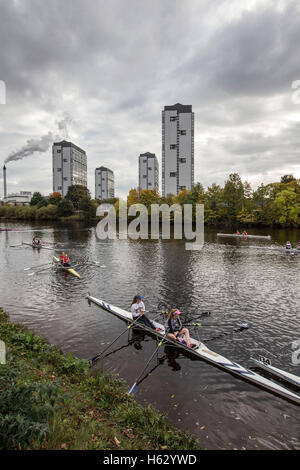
[128,334,168,395]
[89,313,145,366]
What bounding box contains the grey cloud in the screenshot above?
[0,0,299,199]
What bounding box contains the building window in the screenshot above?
[57,149,61,153]
[179,158,186,163]
[143,159,147,163]
[170,144,176,149]
[180,130,186,135]
[179,186,186,190]
[143,175,147,178]
[58,186,62,190]
[57,168,62,172]
[148,167,152,170]
[63,177,68,181]
[148,183,152,186]
[63,158,68,162]
[170,172,176,177]
[170,116,177,122]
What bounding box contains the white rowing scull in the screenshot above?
[22,242,52,250]
[252,358,300,389]
[87,294,300,406]
[217,233,271,240]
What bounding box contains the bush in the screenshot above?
[36,204,57,221]
[57,199,74,217]
[0,364,64,449]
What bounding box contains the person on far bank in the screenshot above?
[131,295,162,332]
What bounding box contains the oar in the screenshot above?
[28,265,53,276]
[128,334,168,395]
[89,313,145,366]
[24,262,53,271]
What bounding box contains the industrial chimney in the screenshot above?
[3,165,7,201]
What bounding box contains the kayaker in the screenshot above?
[286,241,292,250]
[131,295,162,331]
[165,309,197,349]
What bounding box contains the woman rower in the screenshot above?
[131,295,161,331]
[165,309,196,349]
[286,241,292,250]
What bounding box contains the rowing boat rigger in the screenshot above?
[87,294,300,406]
[53,256,81,279]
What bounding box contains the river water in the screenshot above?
[0,222,299,449]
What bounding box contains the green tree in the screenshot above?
[57,199,74,217]
[79,197,96,220]
[273,187,300,226]
[30,192,47,207]
[65,185,90,210]
[222,173,244,224]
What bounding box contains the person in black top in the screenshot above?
[165,309,196,348]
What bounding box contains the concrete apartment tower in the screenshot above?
[52,141,87,197]
[95,167,115,200]
[162,103,194,196]
[138,152,159,191]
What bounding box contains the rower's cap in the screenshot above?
[174,310,181,315]
[137,296,143,300]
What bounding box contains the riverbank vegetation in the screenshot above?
[0,308,199,450]
[1,174,299,227]
[125,174,300,227]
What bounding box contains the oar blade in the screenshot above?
[127,383,138,395]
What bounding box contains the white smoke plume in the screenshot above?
[5,114,73,164]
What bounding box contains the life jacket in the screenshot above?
[286,243,292,249]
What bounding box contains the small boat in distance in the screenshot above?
[22,242,52,250]
[217,233,271,240]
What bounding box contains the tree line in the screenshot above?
[1,174,299,227]
[124,173,300,227]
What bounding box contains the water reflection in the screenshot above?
[0,222,300,449]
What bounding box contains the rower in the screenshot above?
[63,253,70,267]
[60,252,70,267]
[286,241,292,250]
[236,230,241,235]
[243,231,248,237]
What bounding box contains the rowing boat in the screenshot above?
[87,294,300,406]
[252,358,300,389]
[22,242,52,250]
[53,256,81,279]
[217,233,271,240]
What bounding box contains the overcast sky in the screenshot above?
[0,0,300,199]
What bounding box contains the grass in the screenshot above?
[0,307,200,450]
